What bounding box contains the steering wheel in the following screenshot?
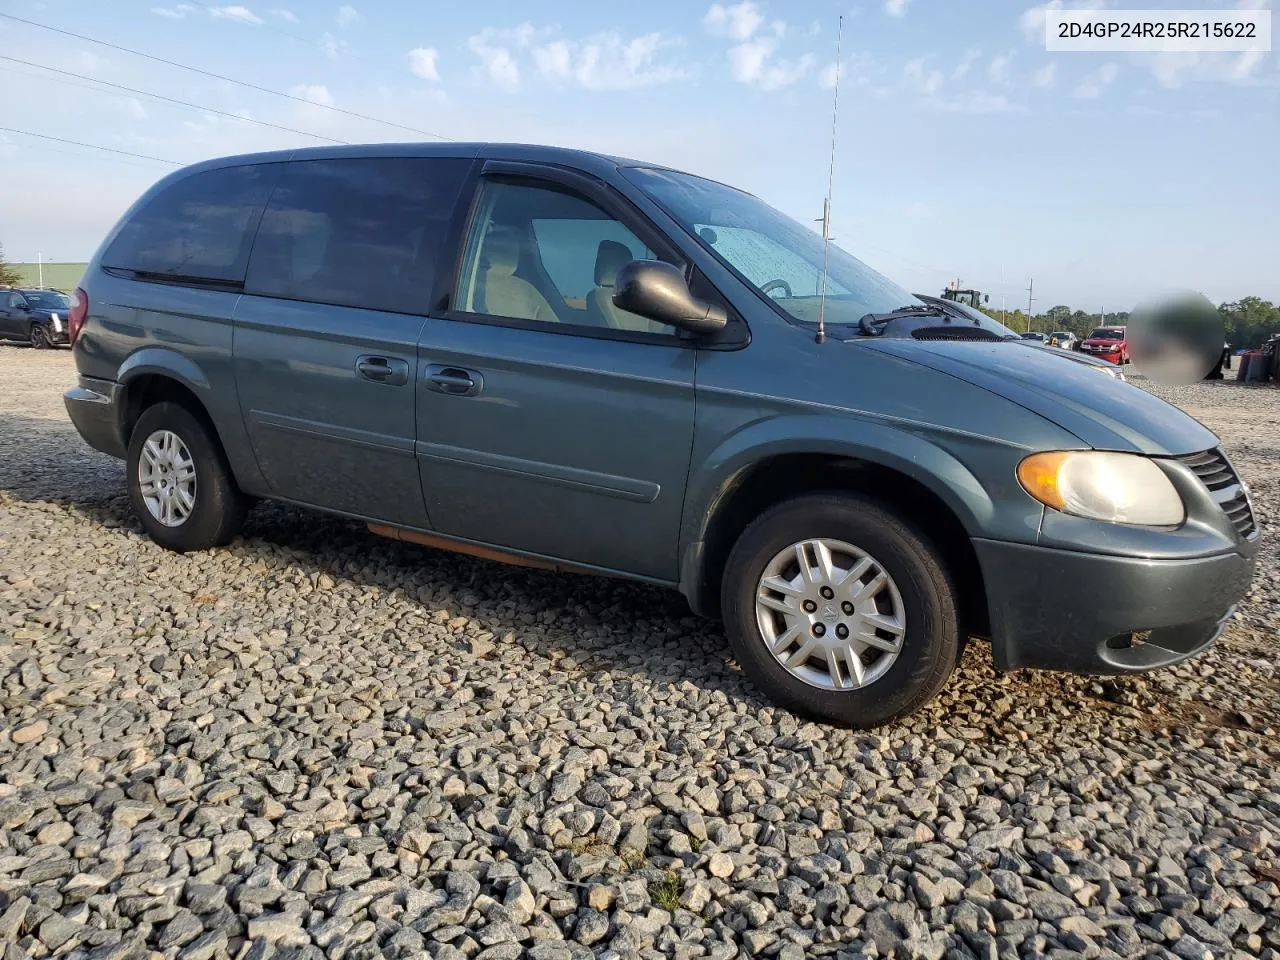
[760,278,792,299]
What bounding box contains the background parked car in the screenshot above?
[1047,331,1079,350]
[0,288,72,348]
[1080,325,1129,364]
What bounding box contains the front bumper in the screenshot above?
[974,538,1254,674]
[1080,346,1123,363]
[64,377,127,459]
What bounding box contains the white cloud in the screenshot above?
[988,51,1014,87]
[1073,61,1118,98]
[466,24,686,91]
[269,8,297,22]
[319,31,349,58]
[120,97,149,120]
[904,56,944,95]
[289,83,333,106]
[1032,63,1057,88]
[533,32,688,90]
[703,2,764,41]
[932,91,1018,113]
[884,0,910,17]
[407,47,440,82]
[727,37,813,89]
[1144,48,1270,89]
[953,47,981,80]
[152,4,196,18]
[467,26,543,89]
[1019,0,1107,43]
[208,5,263,25]
[337,5,360,28]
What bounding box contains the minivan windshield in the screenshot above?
[1089,327,1125,340]
[623,167,918,327]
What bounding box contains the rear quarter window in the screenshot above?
[102,164,277,284]
[244,156,471,315]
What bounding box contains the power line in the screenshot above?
[0,126,181,165]
[0,54,349,145]
[0,12,453,142]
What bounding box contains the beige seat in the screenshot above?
[587,240,664,333]
[477,227,559,323]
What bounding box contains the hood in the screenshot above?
[861,338,1218,455]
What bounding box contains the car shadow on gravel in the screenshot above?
[0,412,766,707]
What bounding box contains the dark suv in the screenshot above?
[63,143,1258,727]
[1,288,73,348]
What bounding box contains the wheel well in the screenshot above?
[694,454,990,637]
[119,375,217,445]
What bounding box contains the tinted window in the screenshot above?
[245,157,470,315]
[103,164,275,283]
[455,180,665,333]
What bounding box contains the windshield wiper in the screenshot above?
[858,304,951,336]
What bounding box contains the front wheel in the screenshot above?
[29,323,52,349]
[721,493,960,728]
[127,402,248,552]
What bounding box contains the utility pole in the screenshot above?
[1025,277,1035,332]
[37,252,43,288]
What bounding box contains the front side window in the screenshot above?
[103,163,276,283]
[623,166,917,330]
[8,293,24,309]
[455,180,666,334]
[245,157,470,315]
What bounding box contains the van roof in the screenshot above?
[182,141,689,181]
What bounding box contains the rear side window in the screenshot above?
[103,164,276,284]
[244,157,470,315]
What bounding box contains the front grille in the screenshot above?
[1176,449,1257,539]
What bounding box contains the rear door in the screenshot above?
[414,161,698,580]
[0,292,26,337]
[233,155,473,528]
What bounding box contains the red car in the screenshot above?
[1080,325,1129,364]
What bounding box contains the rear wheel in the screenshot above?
[29,323,51,349]
[721,493,960,728]
[127,402,248,552]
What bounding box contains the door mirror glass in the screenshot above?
[613,260,727,335]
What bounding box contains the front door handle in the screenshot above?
[425,364,483,397]
[356,355,409,386]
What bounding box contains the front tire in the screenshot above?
[29,324,52,349]
[127,402,248,552]
[721,493,960,728]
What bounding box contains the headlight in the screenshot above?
[1017,451,1184,526]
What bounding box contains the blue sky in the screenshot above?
[1,0,1276,310]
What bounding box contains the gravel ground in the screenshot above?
[2,345,1278,960]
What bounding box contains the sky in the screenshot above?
[0,0,1277,311]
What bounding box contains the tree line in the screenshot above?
[980,296,1280,349]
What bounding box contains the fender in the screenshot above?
[118,346,213,396]
[115,346,267,494]
[677,413,1027,614]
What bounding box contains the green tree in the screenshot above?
[0,244,22,287]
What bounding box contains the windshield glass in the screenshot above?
[23,292,71,309]
[623,167,917,326]
[1052,331,1072,338]
[1089,327,1124,340]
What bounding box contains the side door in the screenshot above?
[415,162,699,581]
[1,292,28,337]
[233,155,473,528]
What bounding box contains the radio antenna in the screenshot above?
[816,15,843,345]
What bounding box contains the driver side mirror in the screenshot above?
[613,260,727,335]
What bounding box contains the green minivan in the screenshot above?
[64,143,1258,727]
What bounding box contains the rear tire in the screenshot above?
[29,324,51,349]
[721,493,960,728]
[127,402,248,552]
